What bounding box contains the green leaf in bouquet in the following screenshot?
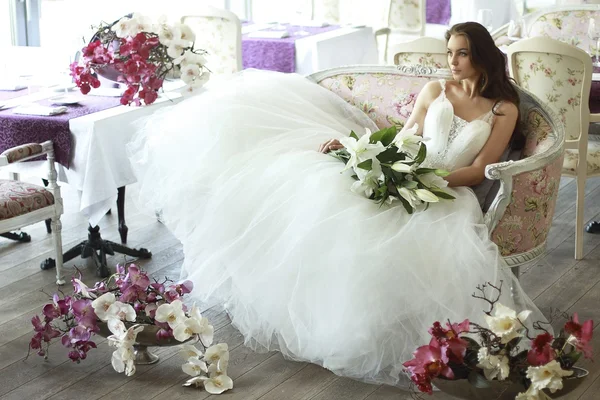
[413,142,427,164]
[397,195,414,214]
[468,370,492,389]
[356,159,373,171]
[434,168,451,177]
[401,180,418,190]
[414,167,438,175]
[430,188,456,200]
[376,147,404,164]
[349,130,359,140]
[369,127,398,146]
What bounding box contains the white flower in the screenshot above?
[154,300,186,328]
[351,161,382,198]
[526,360,573,393]
[72,279,96,299]
[515,387,541,400]
[107,320,144,347]
[390,160,414,173]
[203,374,234,394]
[112,16,135,38]
[397,187,421,208]
[483,303,532,344]
[111,345,136,376]
[156,24,175,46]
[414,188,439,203]
[190,70,210,88]
[167,44,185,59]
[173,318,203,342]
[130,13,152,35]
[338,128,386,172]
[91,292,115,321]
[393,123,423,156]
[182,357,208,376]
[417,172,449,189]
[476,347,510,381]
[105,301,136,322]
[180,64,201,84]
[174,50,207,67]
[174,22,196,45]
[190,304,215,345]
[180,344,203,361]
[208,359,228,376]
[204,343,229,365]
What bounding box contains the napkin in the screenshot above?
[13,104,68,116]
[246,30,290,39]
[0,83,27,91]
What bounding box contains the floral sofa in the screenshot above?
[308,65,565,271]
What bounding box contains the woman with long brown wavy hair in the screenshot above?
[129,22,545,389]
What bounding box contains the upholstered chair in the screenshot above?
[390,37,447,68]
[0,141,65,285]
[309,65,564,276]
[507,37,599,260]
[180,6,242,74]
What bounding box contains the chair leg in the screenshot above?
[42,179,52,233]
[117,186,128,244]
[575,176,586,260]
[51,216,65,285]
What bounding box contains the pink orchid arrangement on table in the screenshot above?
[29,264,233,394]
[70,13,210,106]
[403,282,593,399]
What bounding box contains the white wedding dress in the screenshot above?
[128,70,544,387]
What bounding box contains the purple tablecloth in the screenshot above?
[0,91,121,167]
[427,0,451,25]
[242,24,339,73]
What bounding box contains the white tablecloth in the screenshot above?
[5,92,183,226]
[294,26,379,75]
[450,0,519,31]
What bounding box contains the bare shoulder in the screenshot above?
[495,101,518,119]
[417,80,444,104]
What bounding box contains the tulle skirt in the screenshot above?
[128,70,543,387]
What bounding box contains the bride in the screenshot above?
[128,22,546,387]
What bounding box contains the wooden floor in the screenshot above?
[1,176,600,400]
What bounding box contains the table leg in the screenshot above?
[117,186,128,243]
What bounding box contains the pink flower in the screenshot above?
[71,299,98,329]
[403,338,455,394]
[565,313,594,358]
[527,332,556,366]
[428,319,470,363]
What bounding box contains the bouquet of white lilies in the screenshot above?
[330,124,455,213]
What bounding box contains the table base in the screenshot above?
[0,231,31,242]
[586,221,600,234]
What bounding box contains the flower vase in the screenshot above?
[97,321,191,365]
[433,367,588,400]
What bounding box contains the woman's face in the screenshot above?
[447,34,479,82]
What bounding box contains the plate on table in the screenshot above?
[50,95,80,105]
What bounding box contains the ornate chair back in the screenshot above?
[390,37,447,68]
[308,65,565,271]
[180,6,242,75]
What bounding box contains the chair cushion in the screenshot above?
[562,135,600,175]
[0,180,55,221]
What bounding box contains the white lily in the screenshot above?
[414,188,439,203]
[111,345,136,376]
[91,292,116,321]
[526,360,573,393]
[154,300,186,328]
[484,303,532,344]
[182,357,208,376]
[397,187,421,209]
[476,347,510,381]
[180,344,203,361]
[105,301,136,322]
[352,161,382,198]
[417,172,449,189]
[390,160,415,173]
[393,123,424,156]
[338,128,386,172]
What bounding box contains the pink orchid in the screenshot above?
[527,332,556,366]
[428,319,470,363]
[565,313,594,358]
[403,338,455,379]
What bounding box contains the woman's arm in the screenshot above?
[445,102,519,187]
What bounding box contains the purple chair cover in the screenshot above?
[426,0,451,25]
[242,24,339,73]
[0,93,121,167]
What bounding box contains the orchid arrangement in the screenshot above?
[330,124,455,213]
[70,13,210,106]
[29,264,233,394]
[403,282,593,399]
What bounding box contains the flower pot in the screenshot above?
[97,321,191,365]
[432,367,588,400]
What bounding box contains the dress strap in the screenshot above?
[438,79,447,94]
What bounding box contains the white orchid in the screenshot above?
[204,343,229,365]
[414,188,439,203]
[393,123,424,156]
[173,318,204,342]
[190,304,215,345]
[154,300,186,328]
[476,347,510,381]
[91,292,116,321]
[526,360,573,393]
[105,301,136,322]
[515,386,542,400]
[107,319,144,347]
[111,345,136,376]
[208,359,228,376]
[180,344,203,361]
[167,43,185,59]
[339,128,386,172]
[112,16,136,38]
[182,357,208,376]
[417,172,449,189]
[202,374,234,394]
[174,50,207,67]
[72,279,96,299]
[173,22,196,45]
[484,303,532,344]
[130,13,153,35]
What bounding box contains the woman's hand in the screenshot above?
[318,139,344,153]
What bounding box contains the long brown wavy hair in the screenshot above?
[445,22,524,148]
